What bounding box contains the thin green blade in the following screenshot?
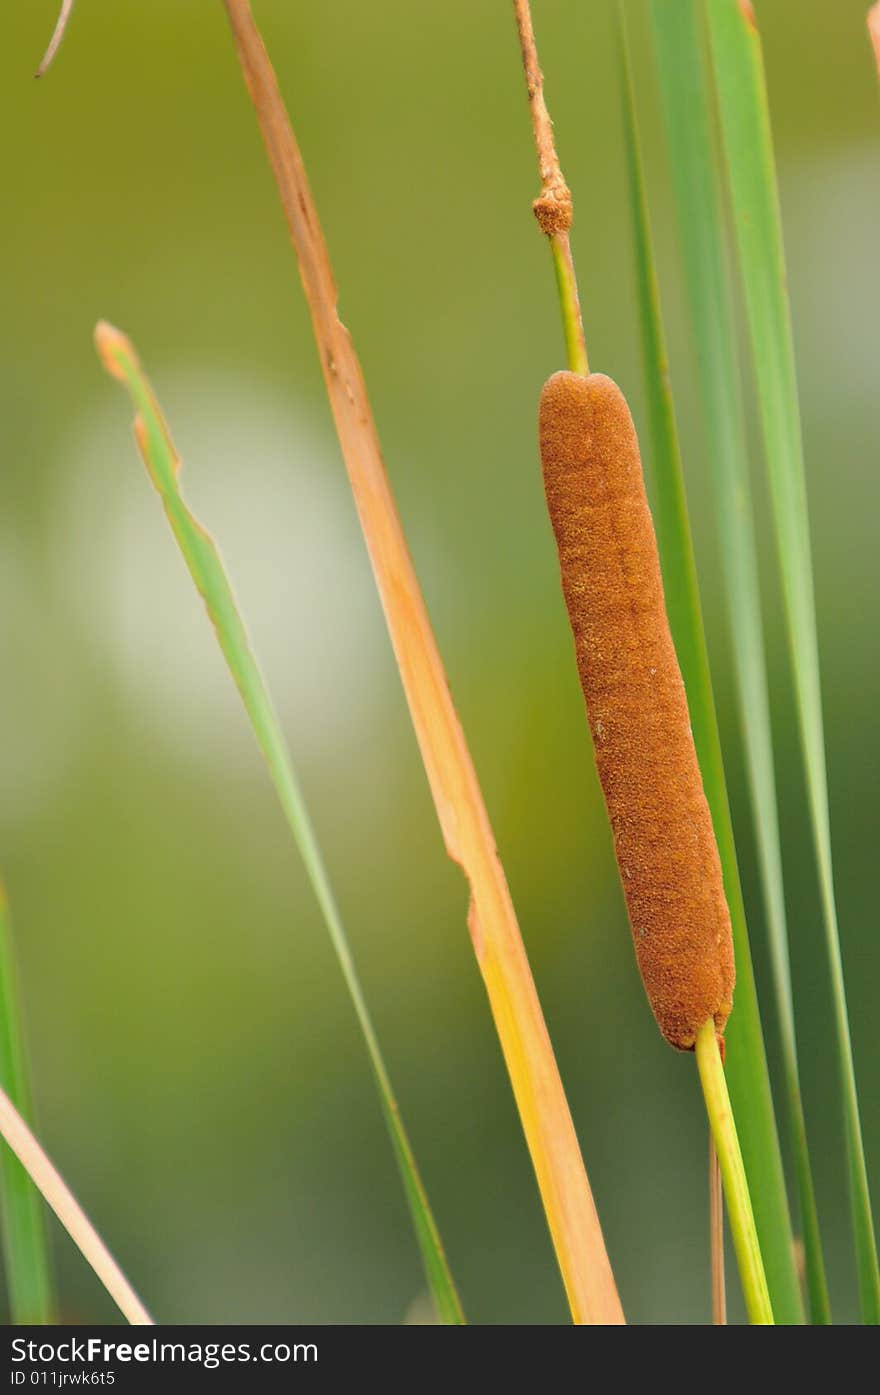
[649,0,825,1323]
[703,0,880,1323]
[618,9,783,1322]
[96,322,464,1325]
[0,881,53,1322]
[622,5,802,1323]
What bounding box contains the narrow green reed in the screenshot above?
[0,881,53,1322]
[704,0,879,1324]
[95,323,464,1326]
[617,6,792,1323]
[651,0,832,1323]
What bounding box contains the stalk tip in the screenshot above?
[869,4,880,78]
[94,321,135,379]
[36,0,76,78]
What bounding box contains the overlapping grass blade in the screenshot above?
[95,323,464,1325]
[649,0,821,1322]
[0,881,53,1321]
[703,0,880,1323]
[621,6,800,1322]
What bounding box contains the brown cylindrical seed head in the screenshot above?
[538,370,735,1049]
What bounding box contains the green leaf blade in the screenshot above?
[649,0,828,1322]
[96,323,464,1325]
[703,0,880,1323]
[0,882,54,1322]
[619,10,784,1322]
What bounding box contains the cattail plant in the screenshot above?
[538,369,735,1051]
[513,0,771,1322]
[2,0,876,1330]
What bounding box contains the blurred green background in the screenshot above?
[1,0,877,1324]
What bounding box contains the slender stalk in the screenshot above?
[35,0,76,77]
[0,1087,151,1325]
[524,0,773,1320]
[513,0,588,374]
[221,0,622,1324]
[695,1020,773,1324]
[550,239,588,376]
[96,322,463,1326]
[710,1136,726,1324]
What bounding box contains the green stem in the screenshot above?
[550,235,589,375]
[695,1019,774,1324]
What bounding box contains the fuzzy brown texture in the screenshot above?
[539,371,735,1049]
[533,192,573,237]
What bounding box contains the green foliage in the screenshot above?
[0,884,53,1322]
[621,3,803,1323]
[97,325,463,1326]
[703,0,879,1323]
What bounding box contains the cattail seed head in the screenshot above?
[539,370,735,1049]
